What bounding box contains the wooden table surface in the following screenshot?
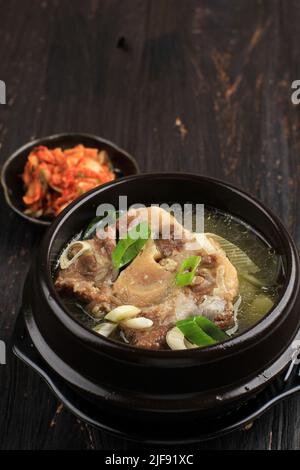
[1,0,300,450]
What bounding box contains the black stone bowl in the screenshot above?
[0,133,139,226]
[21,173,300,437]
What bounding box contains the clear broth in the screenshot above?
[58,207,284,341]
[204,208,283,334]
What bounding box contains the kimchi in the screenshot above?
[22,144,115,217]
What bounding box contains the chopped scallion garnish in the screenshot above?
[176,315,228,347]
[175,255,201,287]
[112,221,151,269]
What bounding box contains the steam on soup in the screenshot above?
[54,206,283,350]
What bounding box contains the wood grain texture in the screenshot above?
[0,0,300,450]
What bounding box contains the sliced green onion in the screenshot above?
[175,256,201,287]
[82,210,120,240]
[193,316,228,341]
[112,221,151,269]
[176,315,228,347]
[176,317,216,347]
[166,327,187,350]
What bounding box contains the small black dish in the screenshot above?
[0,133,139,227]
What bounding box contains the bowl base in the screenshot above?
[12,310,300,445]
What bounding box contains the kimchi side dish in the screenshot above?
[22,145,115,217]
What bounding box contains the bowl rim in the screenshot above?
[0,132,140,227]
[40,172,300,361]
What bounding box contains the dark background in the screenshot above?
[1,0,300,450]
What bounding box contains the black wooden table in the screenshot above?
[1,0,300,450]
